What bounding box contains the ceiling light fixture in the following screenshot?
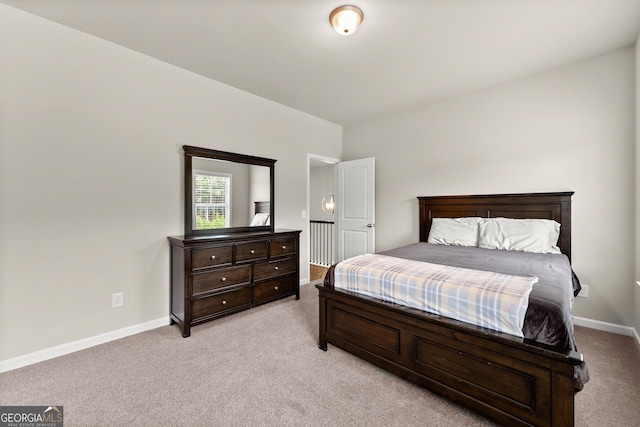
[321,193,335,215]
[329,5,363,35]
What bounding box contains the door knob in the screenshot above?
[367,223,374,228]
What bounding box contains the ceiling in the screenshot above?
[2,0,640,126]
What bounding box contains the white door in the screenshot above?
[335,157,375,261]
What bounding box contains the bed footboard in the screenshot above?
[317,284,583,427]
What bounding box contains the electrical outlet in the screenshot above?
[577,284,589,298]
[112,292,124,308]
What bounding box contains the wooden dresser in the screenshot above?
[168,229,301,337]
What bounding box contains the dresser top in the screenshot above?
[168,228,301,246]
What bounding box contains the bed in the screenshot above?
[317,192,588,427]
[250,201,271,226]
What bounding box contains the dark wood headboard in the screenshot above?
[254,201,270,214]
[417,192,573,260]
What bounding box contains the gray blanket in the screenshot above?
[378,243,576,349]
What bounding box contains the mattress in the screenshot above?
[327,242,578,350]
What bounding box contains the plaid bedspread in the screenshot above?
[334,254,538,337]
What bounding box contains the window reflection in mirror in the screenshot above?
[194,169,231,230]
[192,157,270,230]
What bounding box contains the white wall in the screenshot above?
[310,165,335,221]
[343,48,636,327]
[0,5,342,361]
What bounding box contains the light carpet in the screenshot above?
[1,282,639,426]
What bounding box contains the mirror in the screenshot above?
[183,145,275,236]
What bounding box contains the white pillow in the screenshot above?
[250,213,270,226]
[427,217,483,247]
[478,218,561,254]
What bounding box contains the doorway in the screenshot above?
[307,154,339,282]
[307,154,376,283]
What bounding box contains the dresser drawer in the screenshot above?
[191,287,251,320]
[269,237,297,258]
[254,259,297,281]
[235,241,268,262]
[192,265,251,296]
[253,276,297,304]
[192,246,233,270]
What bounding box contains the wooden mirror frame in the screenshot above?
[183,145,276,236]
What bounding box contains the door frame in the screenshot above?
[307,153,340,284]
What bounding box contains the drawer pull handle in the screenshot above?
[250,250,255,254]
[210,255,216,260]
[221,277,227,282]
[274,286,279,290]
[282,245,286,249]
[274,266,279,270]
[222,300,227,305]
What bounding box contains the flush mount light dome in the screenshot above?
[330,5,363,35]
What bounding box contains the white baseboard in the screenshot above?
[0,317,169,373]
[574,316,640,345]
[3,314,637,374]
